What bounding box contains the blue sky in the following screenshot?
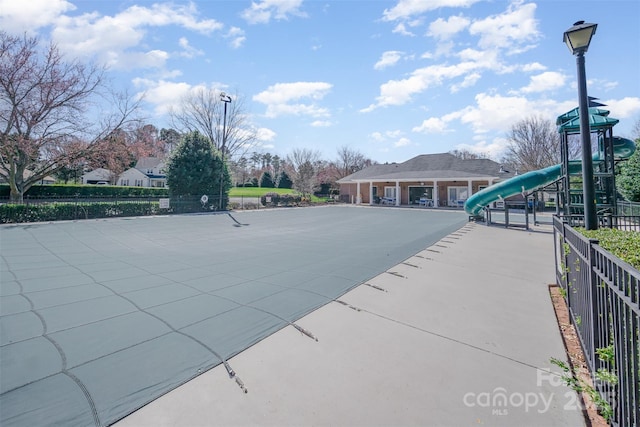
[1,0,639,164]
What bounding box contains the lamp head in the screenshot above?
[563,21,597,55]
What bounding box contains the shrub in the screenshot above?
[0,201,161,223]
[0,184,169,199]
[259,192,303,207]
[579,228,640,269]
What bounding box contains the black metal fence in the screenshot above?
[553,216,640,426]
[0,193,330,223]
[560,214,640,232]
[0,195,228,223]
[618,201,640,217]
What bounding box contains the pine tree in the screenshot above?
[259,171,274,188]
[165,131,231,207]
[275,170,293,189]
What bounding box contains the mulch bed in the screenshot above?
[549,284,609,427]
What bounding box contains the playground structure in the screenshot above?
[464,106,636,226]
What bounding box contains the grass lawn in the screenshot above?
[229,187,297,197]
[229,187,328,203]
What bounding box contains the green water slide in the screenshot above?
[464,136,636,216]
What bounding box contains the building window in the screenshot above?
[409,186,433,205]
[448,186,469,207]
[135,179,143,187]
[120,179,129,186]
[384,186,396,199]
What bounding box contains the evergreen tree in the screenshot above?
[259,171,274,188]
[617,145,640,202]
[276,170,293,189]
[165,131,231,208]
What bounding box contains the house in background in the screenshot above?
[117,167,149,187]
[81,168,113,185]
[131,157,166,188]
[1,169,58,185]
[337,153,515,208]
[81,157,168,187]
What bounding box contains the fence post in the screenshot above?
[587,238,602,374]
[561,220,569,293]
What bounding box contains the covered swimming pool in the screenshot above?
[0,206,467,426]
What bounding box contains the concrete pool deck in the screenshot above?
[115,215,585,427]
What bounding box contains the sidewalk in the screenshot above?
[116,221,585,426]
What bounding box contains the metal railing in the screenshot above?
[554,216,640,426]
[558,213,640,232]
[618,200,640,217]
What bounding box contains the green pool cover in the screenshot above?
[0,206,466,426]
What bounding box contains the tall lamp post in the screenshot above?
[564,20,598,230]
[219,92,232,210]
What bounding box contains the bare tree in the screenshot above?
[334,145,373,180]
[501,115,578,173]
[449,149,492,160]
[0,32,139,202]
[286,148,322,196]
[169,88,257,159]
[159,128,181,155]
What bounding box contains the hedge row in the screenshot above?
[260,192,305,207]
[0,184,169,198]
[0,201,163,223]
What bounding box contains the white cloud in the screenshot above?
[226,27,246,49]
[374,51,404,70]
[361,62,478,111]
[604,97,640,119]
[369,132,385,142]
[450,72,481,93]
[427,15,470,40]
[50,3,222,69]
[178,37,204,59]
[366,130,412,151]
[0,0,75,33]
[469,2,540,54]
[455,137,510,160]
[394,137,412,147]
[522,62,546,72]
[255,127,277,142]
[311,120,332,127]
[518,71,567,94]
[392,22,415,37]
[413,117,449,134]
[241,0,306,25]
[132,78,200,116]
[459,93,531,134]
[119,50,170,71]
[382,0,479,22]
[253,82,332,118]
[461,93,573,137]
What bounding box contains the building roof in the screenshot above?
[337,153,513,183]
[82,168,112,180]
[135,157,164,170]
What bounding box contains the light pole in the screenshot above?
[564,20,598,230]
[219,92,232,210]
